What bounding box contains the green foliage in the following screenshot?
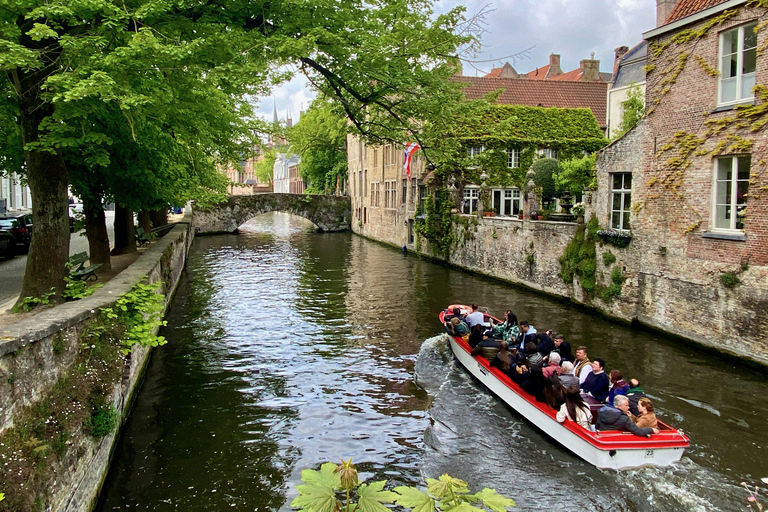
[613,84,644,139]
[62,269,103,301]
[289,98,348,194]
[254,150,280,187]
[555,154,597,197]
[560,218,600,295]
[599,266,625,302]
[12,288,56,312]
[531,158,560,206]
[51,335,66,356]
[291,460,515,512]
[720,272,740,288]
[602,252,617,266]
[596,229,632,248]
[102,280,167,354]
[415,188,455,258]
[88,405,118,438]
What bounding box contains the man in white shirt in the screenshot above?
[572,346,593,385]
[464,303,486,328]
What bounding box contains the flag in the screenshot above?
[403,142,420,181]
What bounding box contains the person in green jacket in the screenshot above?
[492,310,520,343]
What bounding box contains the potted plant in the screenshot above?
[485,208,496,218]
[540,208,553,220]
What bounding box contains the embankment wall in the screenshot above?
[0,214,194,511]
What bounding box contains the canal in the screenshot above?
[97,212,767,511]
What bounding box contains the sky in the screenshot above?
[254,0,658,123]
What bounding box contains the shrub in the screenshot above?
[531,158,561,207]
[720,272,740,288]
[602,252,617,266]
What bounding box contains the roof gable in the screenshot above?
[665,0,729,23]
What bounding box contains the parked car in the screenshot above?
[0,230,14,259]
[0,212,33,252]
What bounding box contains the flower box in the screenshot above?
[597,229,632,248]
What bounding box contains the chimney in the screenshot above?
[547,54,563,78]
[612,46,629,80]
[656,0,678,27]
[579,54,600,81]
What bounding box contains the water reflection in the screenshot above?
[98,212,766,512]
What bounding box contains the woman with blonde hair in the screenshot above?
[633,397,658,429]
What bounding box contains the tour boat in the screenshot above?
[440,305,690,470]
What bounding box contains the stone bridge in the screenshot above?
[193,193,352,233]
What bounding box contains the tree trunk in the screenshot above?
[111,204,136,255]
[15,67,70,303]
[150,209,168,228]
[137,210,152,234]
[84,201,112,273]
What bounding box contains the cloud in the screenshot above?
[257,0,657,123]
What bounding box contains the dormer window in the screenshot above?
[719,23,757,105]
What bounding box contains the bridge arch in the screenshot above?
[193,193,352,234]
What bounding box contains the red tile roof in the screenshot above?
[450,75,608,127]
[665,0,730,24]
[486,67,503,78]
[526,65,550,79]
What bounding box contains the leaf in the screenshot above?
[290,483,339,512]
[473,488,516,512]
[440,502,485,512]
[427,474,469,499]
[393,486,436,512]
[301,462,341,489]
[355,480,398,512]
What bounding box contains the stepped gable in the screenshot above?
[450,75,608,128]
[665,0,730,23]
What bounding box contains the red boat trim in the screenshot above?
[440,308,690,452]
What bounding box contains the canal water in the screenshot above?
[97,213,767,511]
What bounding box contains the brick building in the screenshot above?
[594,0,768,361]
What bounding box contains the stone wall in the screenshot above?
[0,213,194,511]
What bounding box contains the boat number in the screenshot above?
[644,450,654,458]
[477,363,488,376]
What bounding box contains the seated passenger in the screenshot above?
[558,362,579,388]
[544,373,567,410]
[572,346,593,385]
[465,303,486,329]
[632,397,659,429]
[626,378,648,416]
[542,352,562,379]
[490,342,515,379]
[492,311,520,343]
[556,386,593,429]
[524,341,543,367]
[580,358,609,402]
[448,317,469,337]
[606,370,630,405]
[553,334,574,362]
[522,365,547,403]
[596,395,659,437]
[536,332,555,357]
[468,323,487,348]
[443,307,464,323]
[515,321,537,350]
[470,337,500,361]
[511,359,530,386]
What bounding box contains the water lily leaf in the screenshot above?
[393,486,435,512]
[301,462,341,488]
[356,480,398,512]
[290,483,339,512]
[473,488,516,512]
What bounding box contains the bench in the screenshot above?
[68,252,102,281]
[136,228,151,247]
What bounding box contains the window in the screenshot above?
[462,187,479,215]
[719,23,757,105]
[408,219,414,244]
[542,148,558,160]
[492,188,521,216]
[610,173,632,231]
[467,146,484,157]
[506,149,520,168]
[418,185,426,213]
[713,156,749,231]
[402,179,407,203]
[374,148,378,168]
[411,180,417,205]
[371,182,380,207]
[383,181,397,208]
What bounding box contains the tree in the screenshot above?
[614,83,645,139]
[555,154,597,197]
[288,98,348,194]
[1,0,474,304]
[531,158,561,208]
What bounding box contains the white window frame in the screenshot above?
[610,173,632,231]
[491,188,521,216]
[542,148,558,160]
[711,155,749,233]
[462,187,480,215]
[506,148,520,169]
[467,146,484,157]
[718,22,757,106]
